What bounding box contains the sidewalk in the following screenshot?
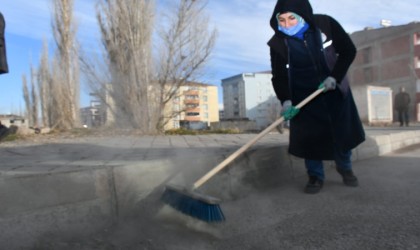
[1,124,419,176]
[1,124,420,249]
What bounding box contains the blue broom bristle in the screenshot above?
[161,186,225,223]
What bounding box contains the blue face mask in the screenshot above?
[278,20,306,36]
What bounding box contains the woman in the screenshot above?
[268,0,365,194]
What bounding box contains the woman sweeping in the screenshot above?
[268,0,365,194]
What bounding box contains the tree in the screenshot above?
[95,0,155,132]
[21,64,40,128]
[155,0,217,130]
[37,40,52,128]
[21,0,80,131]
[50,0,80,130]
[81,0,217,134]
[30,66,39,128]
[22,74,31,125]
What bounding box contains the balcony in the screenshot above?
[183,90,199,96]
[184,116,201,122]
[184,98,200,105]
[185,112,201,122]
[185,107,200,113]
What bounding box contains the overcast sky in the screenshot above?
[1,0,420,113]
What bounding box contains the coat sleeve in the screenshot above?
[269,40,291,104]
[328,16,356,83]
[0,12,8,74]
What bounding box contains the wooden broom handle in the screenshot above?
[192,88,324,190]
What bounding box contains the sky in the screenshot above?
[1,0,420,114]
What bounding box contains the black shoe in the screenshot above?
[336,167,359,187]
[304,176,323,194]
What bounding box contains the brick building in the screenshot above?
[348,21,420,122]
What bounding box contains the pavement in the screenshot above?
[1,124,420,249]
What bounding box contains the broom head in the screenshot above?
[161,184,225,223]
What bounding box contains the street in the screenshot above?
[37,143,420,250]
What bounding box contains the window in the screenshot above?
[186,104,198,108]
[233,97,239,109]
[364,67,373,82]
[414,32,420,45]
[173,121,179,129]
[186,95,198,100]
[173,104,180,112]
[188,86,199,91]
[232,83,238,92]
[415,56,420,69]
[363,47,372,64]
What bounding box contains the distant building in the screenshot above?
[349,21,420,122]
[164,82,219,130]
[80,100,104,128]
[83,82,218,130]
[0,114,27,128]
[221,72,279,130]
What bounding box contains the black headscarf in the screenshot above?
[269,0,315,37]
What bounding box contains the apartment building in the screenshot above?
[222,72,279,130]
[348,21,420,121]
[165,82,219,130]
[80,100,105,128]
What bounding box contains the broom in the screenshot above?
[161,88,325,222]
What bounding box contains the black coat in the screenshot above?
[0,12,8,74]
[267,0,365,160]
[394,91,410,110]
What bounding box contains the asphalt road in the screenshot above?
[36,144,420,250]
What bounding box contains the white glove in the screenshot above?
[281,100,292,115]
[322,76,336,92]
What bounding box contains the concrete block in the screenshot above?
[0,200,112,249]
[0,168,114,249]
[356,145,380,160]
[389,132,407,142]
[378,144,393,155]
[0,170,106,217]
[373,135,391,146]
[391,140,409,151]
